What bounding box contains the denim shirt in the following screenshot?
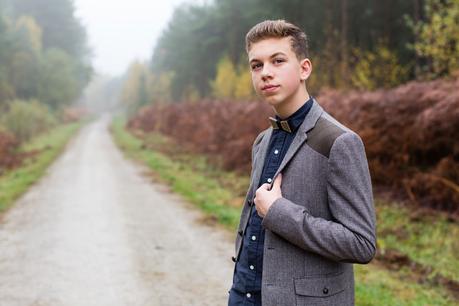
[229,98,313,306]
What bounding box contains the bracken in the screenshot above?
[128,77,459,215]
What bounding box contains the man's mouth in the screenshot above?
[261,84,280,92]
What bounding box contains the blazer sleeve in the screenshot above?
[261,132,377,264]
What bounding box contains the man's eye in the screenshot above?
[274,58,285,64]
[251,63,262,70]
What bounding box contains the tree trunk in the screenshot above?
[413,0,422,77]
[324,0,335,87]
[341,0,349,87]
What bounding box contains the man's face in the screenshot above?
[248,37,310,108]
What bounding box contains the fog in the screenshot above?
[74,0,195,76]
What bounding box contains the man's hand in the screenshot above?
[254,173,283,218]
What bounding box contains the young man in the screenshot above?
[229,20,376,306]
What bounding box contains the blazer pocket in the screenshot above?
[294,272,345,298]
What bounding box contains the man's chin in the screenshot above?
[264,97,281,107]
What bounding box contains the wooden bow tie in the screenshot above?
[269,117,292,133]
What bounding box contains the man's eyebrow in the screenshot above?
[249,52,287,64]
[270,52,287,58]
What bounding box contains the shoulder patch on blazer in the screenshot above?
[306,117,345,158]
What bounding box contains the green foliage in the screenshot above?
[182,84,201,103]
[210,55,254,100]
[0,75,15,103]
[376,200,459,283]
[408,0,459,79]
[350,41,410,90]
[211,55,238,99]
[308,54,342,94]
[0,99,56,142]
[11,0,93,89]
[9,0,89,61]
[0,0,92,108]
[0,12,14,103]
[37,48,81,108]
[9,50,40,98]
[8,15,41,99]
[149,71,174,104]
[234,63,254,100]
[121,63,182,108]
[354,263,454,305]
[151,4,223,100]
[14,15,42,52]
[120,61,153,113]
[151,0,420,99]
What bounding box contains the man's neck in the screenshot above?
[274,91,310,119]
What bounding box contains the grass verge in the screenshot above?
[0,121,84,213]
[111,115,458,305]
[111,116,244,228]
[376,201,459,284]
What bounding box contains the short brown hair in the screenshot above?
[245,19,309,59]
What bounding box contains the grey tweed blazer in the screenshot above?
[233,98,377,306]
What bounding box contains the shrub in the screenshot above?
[350,42,409,90]
[1,99,57,143]
[128,100,272,172]
[319,77,459,214]
[60,106,88,123]
[128,76,459,215]
[0,127,20,174]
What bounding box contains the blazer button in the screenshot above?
[323,287,329,295]
[231,256,237,262]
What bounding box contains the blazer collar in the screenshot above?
[249,127,273,196]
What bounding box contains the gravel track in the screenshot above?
[0,115,234,306]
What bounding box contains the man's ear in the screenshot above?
[300,58,312,81]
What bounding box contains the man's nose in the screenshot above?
[261,64,273,79]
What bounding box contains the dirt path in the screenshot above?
[0,115,235,306]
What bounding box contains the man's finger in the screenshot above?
[272,173,282,190]
[259,183,270,190]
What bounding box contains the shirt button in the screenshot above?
[249,265,255,270]
[246,293,251,298]
[267,178,272,183]
[274,149,279,154]
[251,235,256,241]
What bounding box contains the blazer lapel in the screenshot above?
[249,128,273,196]
[271,99,324,183]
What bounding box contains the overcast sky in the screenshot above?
[74,0,196,76]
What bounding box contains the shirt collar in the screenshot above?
[274,97,314,133]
